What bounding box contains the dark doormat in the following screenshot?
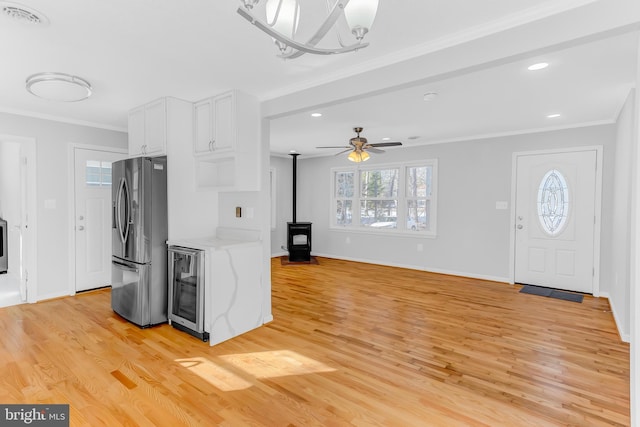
[519,285,583,303]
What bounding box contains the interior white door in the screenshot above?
[514,150,597,294]
[74,148,124,292]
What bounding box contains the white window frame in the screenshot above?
[330,159,438,237]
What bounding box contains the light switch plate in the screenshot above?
[495,201,508,210]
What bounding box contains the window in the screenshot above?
[537,169,569,236]
[335,171,354,226]
[86,160,112,187]
[331,160,437,235]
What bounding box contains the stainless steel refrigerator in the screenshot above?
[111,156,168,327]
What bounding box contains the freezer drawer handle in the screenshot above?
[112,259,138,273]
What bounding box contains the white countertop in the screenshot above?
[167,227,261,251]
[167,236,260,251]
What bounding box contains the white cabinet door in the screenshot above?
[127,98,167,157]
[143,98,167,156]
[193,91,235,156]
[127,106,146,156]
[194,99,213,154]
[212,92,234,152]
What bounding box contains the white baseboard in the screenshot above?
[36,290,73,303]
[309,252,510,284]
[599,291,630,343]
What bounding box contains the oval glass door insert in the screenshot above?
[537,169,569,236]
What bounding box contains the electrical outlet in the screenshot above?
[417,243,424,252]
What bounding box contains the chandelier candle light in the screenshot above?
[237,0,379,59]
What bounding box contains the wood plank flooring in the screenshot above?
[0,257,629,426]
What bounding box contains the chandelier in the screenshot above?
[237,0,379,59]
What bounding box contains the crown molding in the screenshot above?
[0,107,127,133]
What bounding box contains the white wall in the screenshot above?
[272,125,617,284]
[606,90,635,342]
[270,155,293,255]
[0,112,127,301]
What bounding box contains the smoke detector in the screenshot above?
[1,2,49,25]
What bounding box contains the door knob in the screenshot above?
[78,226,85,231]
[78,215,84,220]
[517,224,523,229]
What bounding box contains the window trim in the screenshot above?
[330,159,438,237]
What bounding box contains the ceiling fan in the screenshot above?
[317,127,402,162]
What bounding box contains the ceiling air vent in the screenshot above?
[1,2,48,25]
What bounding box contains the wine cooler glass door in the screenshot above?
[168,247,204,333]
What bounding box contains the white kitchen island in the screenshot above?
[167,227,264,346]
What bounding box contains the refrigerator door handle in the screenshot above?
[116,177,125,244]
[122,178,131,245]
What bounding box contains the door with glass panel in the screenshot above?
[514,149,597,294]
[74,148,124,292]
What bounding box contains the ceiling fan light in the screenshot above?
[348,150,370,162]
[266,0,299,38]
[344,0,379,40]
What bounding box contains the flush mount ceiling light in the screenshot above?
[26,72,92,102]
[422,92,438,102]
[237,0,378,59]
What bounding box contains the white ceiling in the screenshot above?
[1,0,639,158]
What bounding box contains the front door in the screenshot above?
[514,149,598,294]
[74,148,124,292]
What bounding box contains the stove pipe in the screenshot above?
[290,153,299,223]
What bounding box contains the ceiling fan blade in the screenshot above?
[317,145,351,149]
[334,149,353,156]
[366,147,385,154]
[367,142,402,147]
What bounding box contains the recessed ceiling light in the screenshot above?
[423,92,438,101]
[546,113,561,118]
[26,72,92,102]
[528,62,549,71]
[310,112,322,118]
[408,136,420,140]
[382,137,391,141]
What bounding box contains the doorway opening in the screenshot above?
[0,136,37,307]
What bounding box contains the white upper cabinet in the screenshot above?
[194,91,235,156]
[193,90,260,191]
[128,98,168,157]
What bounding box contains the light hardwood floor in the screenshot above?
[0,257,629,426]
